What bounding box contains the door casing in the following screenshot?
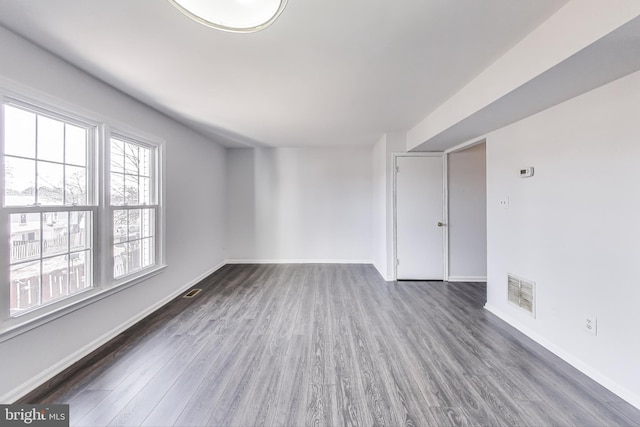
[392,152,448,281]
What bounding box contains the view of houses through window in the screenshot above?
[110,137,156,279]
[4,104,93,316]
[9,211,90,314]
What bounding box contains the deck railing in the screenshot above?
[11,233,86,261]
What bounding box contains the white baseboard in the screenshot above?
[0,261,226,404]
[484,303,640,411]
[228,258,393,281]
[226,259,373,265]
[448,276,487,282]
[372,262,394,281]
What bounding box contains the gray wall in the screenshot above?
[226,147,373,262]
[448,143,487,281]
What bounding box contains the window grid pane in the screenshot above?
[8,210,93,316]
[4,105,36,158]
[37,161,64,205]
[124,144,139,174]
[65,124,87,167]
[113,207,155,279]
[37,115,64,163]
[110,138,154,206]
[10,261,41,313]
[4,157,36,206]
[125,174,139,205]
[65,165,87,205]
[42,211,69,257]
[3,105,90,208]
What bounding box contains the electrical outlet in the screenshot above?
[499,197,510,209]
[585,315,597,335]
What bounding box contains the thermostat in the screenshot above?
[519,167,534,178]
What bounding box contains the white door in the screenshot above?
[395,155,444,280]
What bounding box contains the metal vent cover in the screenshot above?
[508,276,520,305]
[183,288,202,298]
[507,274,535,317]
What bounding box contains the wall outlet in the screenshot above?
[499,197,510,209]
[585,315,597,335]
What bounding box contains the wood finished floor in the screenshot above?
[29,264,640,426]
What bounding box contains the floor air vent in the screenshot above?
[507,274,535,317]
[183,288,202,298]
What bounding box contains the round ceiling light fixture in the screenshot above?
[168,0,288,33]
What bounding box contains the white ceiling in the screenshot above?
[0,0,569,148]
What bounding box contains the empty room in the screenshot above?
[1,0,640,426]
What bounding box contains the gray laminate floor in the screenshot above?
[33,264,640,426]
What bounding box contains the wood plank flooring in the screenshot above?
[23,264,640,426]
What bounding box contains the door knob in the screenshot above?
[437,222,446,227]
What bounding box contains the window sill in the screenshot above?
[0,264,167,343]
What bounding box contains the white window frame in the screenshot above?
[105,127,165,285]
[0,86,166,342]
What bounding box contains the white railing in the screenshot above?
[11,233,86,261]
[10,263,88,312]
[11,241,40,260]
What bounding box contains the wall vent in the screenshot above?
[183,288,202,298]
[507,274,535,317]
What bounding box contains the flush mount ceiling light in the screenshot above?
[168,0,288,33]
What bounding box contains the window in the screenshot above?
[1,93,164,332]
[109,136,158,279]
[3,102,94,317]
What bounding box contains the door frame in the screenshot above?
[392,152,448,281]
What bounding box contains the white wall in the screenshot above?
[485,69,640,408]
[226,146,373,262]
[448,143,487,281]
[372,136,387,276]
[371,133,407,280]
[0,27,227,401]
